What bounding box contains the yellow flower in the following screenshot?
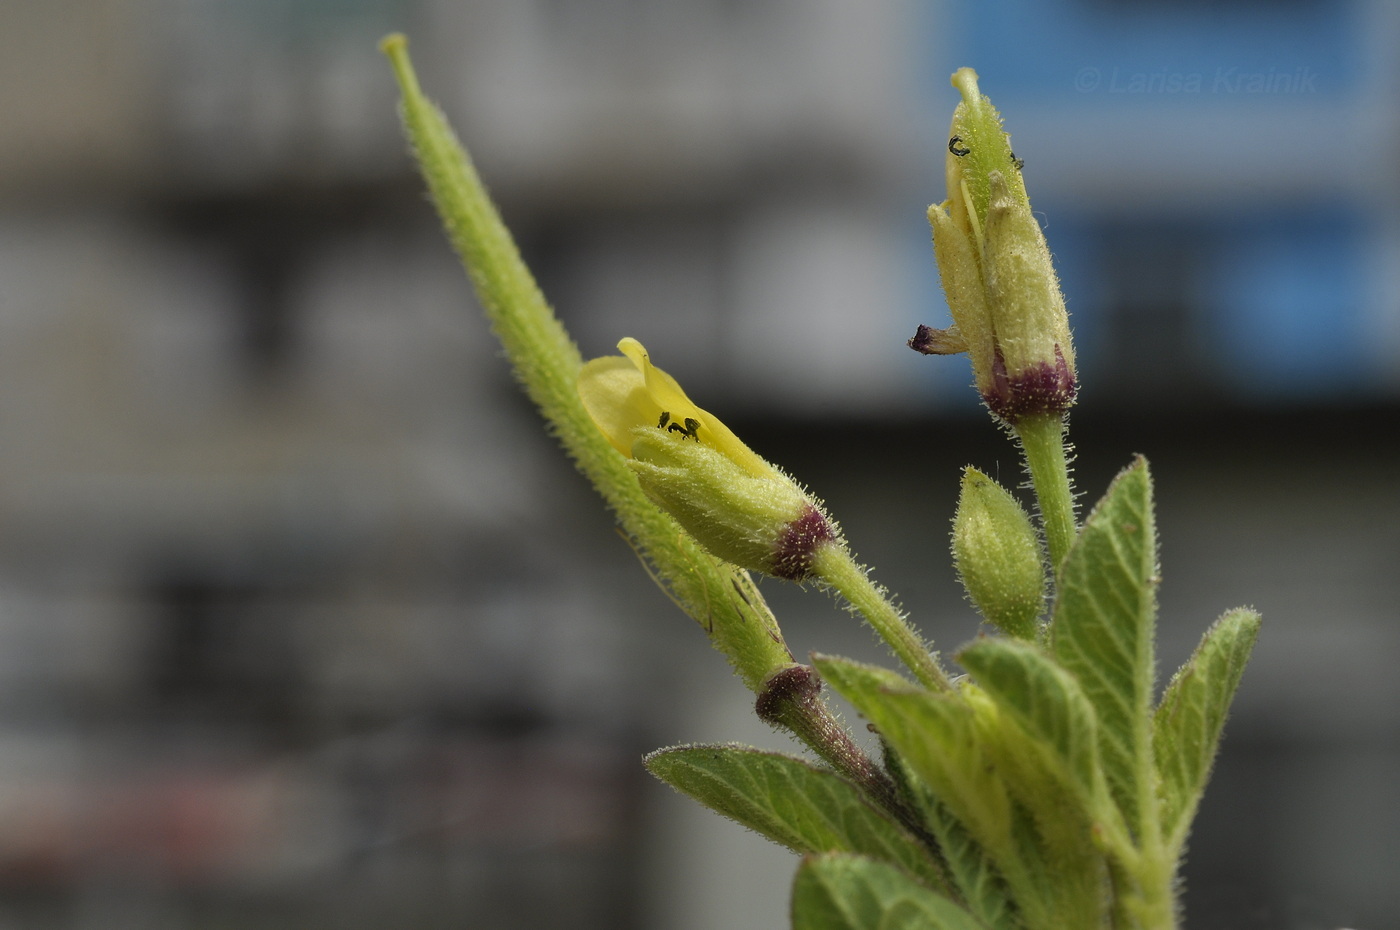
[579,338,770,477]
[578,338,839,580]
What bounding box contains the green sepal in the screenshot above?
[629,430,837,581]
[947,68,1029,234]
[1050,456,1159,843]
[791,854,985,930]
[644,744,947,892]
[1153,607,1261,855]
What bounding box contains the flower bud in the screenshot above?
[952,467,1045,639]
[579,338,841,580]
[629,430,838,580]
[911,68,1077,424]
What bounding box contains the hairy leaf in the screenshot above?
[814,656,1014,858]
[957,638,1104,818]
[812,652,919,697]
[959,682,1112,930]
[1050,457,1158,842]
[1154,608,1261,853]
[792,854,985,930]
[645,745,945,889]
[882,737,1019,930]
[919,793,1022,930]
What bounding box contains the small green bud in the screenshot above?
[952,467,1045,639]
[629,429,840,581]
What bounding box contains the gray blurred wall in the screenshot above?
[0,1,1395,929]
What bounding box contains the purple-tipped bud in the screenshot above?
[754,663,823,724]
[771,505,840,581]
[628,431,843,582]
[913,69,1077,424]
[984,345,1077,422]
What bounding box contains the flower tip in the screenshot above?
[951,67,981,100]
[379,32,407,56]
[616,336,647,367]
[987,168,1013,207]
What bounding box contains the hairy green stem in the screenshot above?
[381,34,796,691]
[756,666,940,847]
[1013,412,1077,572]
[812,547,950,691]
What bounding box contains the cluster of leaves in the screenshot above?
[648,460,1259,929]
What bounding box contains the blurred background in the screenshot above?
[0,0,1397,927]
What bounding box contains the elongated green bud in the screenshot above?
[910,68,1076,424]
[952,468,1045,639]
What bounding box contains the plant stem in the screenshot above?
[812,547,950,691]
[1112,850,1178,930]
[757,668,904,818]
[1013,412,1077,571]
[755,665,956,893]
[381,34,798,692]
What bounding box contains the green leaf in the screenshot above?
[1153,607,1261,853]
[882,738,1019,930]
[645,745,946,890]
[814,656,1014,859]
[956,638,1104,820]
[954,670,1114,930]
[818,654,1109,930]
[814,652,919,694]
[792,854,985,930]
[816,658,1055,926]
[1050,457,1158,842]
[919,794,1022,930]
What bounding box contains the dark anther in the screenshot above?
[1010,151,1025,171]
[666,417,701,440]
[657,411,671,429]
[948,135,970,157]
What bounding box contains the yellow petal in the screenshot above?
[579,338,772,478]
[578,353,654,457]
[618,338,694,418]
